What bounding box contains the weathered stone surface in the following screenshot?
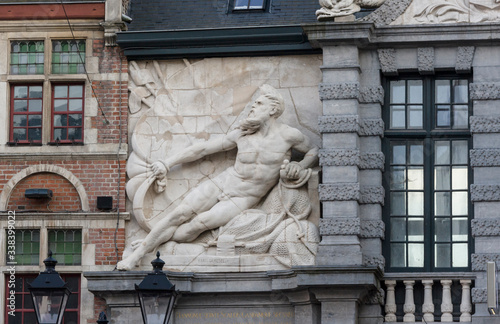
[471,253,500,271]
[359,152,385,170]
[361,0,413,26]
[359,186,385,205]
[470,116,500,133]
[377,48,397,75]
[360,220,385,238]
[472,218,500,237]
[471,184,500,202]
[359,118,384,136]
[359,86,384,104]
[470,83,500,100]
[320,218,361,236]
[470,149,500,167]
[319,149,360,166]
[456,46,475,72]
[318,115,359,133]
[319,183,360,201]
[417,47,434,74]
[363,287,385,305]
[319,83,359,100]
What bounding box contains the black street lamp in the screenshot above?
[135,251,177,324]
[28,251,71,324]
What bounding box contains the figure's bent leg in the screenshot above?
[118,180,222,270]
[172,196,259,243]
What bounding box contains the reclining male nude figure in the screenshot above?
[117,85,319,270]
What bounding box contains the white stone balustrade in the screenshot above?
[383,276,474,322]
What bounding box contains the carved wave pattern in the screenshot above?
[414,0,500,23]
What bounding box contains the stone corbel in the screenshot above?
[100,21,127,47]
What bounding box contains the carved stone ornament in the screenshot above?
[319,149,360,166]
[470,116,500,133]
[320,218,361,235]
[470,149,500,167]
[319,183,360,201]
[471,288,487,303]
[377,49,398,76]
[319,83,360,101]
[359,186,385,205]
[470,82,500,100]
[393,0,500,24]
[471,253,500,271]
[119,59,323,272]
[316,0,386,20]
[417,47,435,74]
[470,184,500,202]
[360,220,385,238]
[363,255,385,269]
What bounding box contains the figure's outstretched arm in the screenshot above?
[151,130,240,179]
[283,129,319,179]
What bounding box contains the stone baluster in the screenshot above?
[422,280,435,322]
[460,279,472,322]
[384,280,397,322]
[403,280,415,322]
[440,279,454,322]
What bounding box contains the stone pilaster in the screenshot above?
[317,45,363,266]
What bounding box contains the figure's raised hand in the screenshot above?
[281,160,303,180]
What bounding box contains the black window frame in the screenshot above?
[382,73,473,273]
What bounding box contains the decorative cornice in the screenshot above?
[319,83,360,101]
[472,219,500,237]
[319,183,360,201]
[470,116,500,134]
[470,184,500,202]
[359,118,384,136]
[319,149,360,166]
[320,218,361,236]
[470,149,500,167]
[360,186,385,205]
[456,46,475,73]
[359,86,384,104]
[360,152,385,170]
[470,83,500,100]
[360,0,413,26]
[471,288,487,303]
[318,115,359,133]
[360,220,385,238]
[417,47,434,75]
[471,254,500,271]
[377,48,397,76]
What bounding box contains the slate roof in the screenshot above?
[127,0,320,31]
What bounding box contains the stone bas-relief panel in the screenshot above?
[392,0,500,24]
[121,57,323,272]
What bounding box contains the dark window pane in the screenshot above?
[437,107,451,127]
[391,192,406,215]
[409,144,423,164]
[53,128,67,141]
[54,114,67,127]
[434,166,450,190]
[452,141,468,164]
[435,244,451,267]
[435,192,451,216]
[435,218,450,242]
[14,100,28,112]
[13,128,27,141]
[390,166,406,190]
[408,218,424,241]
[13,115,27,127]
[29,99,42,112]
[29,114,43,127]
[391,218,406,241]
[435,141,450,165]
[28,128,41,141]
[391,243,406,267]
[68,114,82,126]
[392,144,406,164]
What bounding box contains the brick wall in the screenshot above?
[7,172,80,211]
[89,228,125,265]
[0,160,126,212]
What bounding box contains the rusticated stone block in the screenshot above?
[377,48,397,75]
[360,186,385,205]
[471,288,487,303]
[471,253,500,271]
[319,83,359,100]
[470,116,500,133]
[360,152,385,170]
[319,183,360,201]
[361,0,413,26]
[320,218,360,235]
[359,118,384,136]
[318,115,359,133]
[470,149,500,167]
[363,255,385,269]
[470,184,500,202]
[470,83,500,100]
[472,218,500,237]
[417,47,434,74]
[456,46,475,73]
[359,86,384,104]
[319,149,360,166]
[360,220,385,238]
